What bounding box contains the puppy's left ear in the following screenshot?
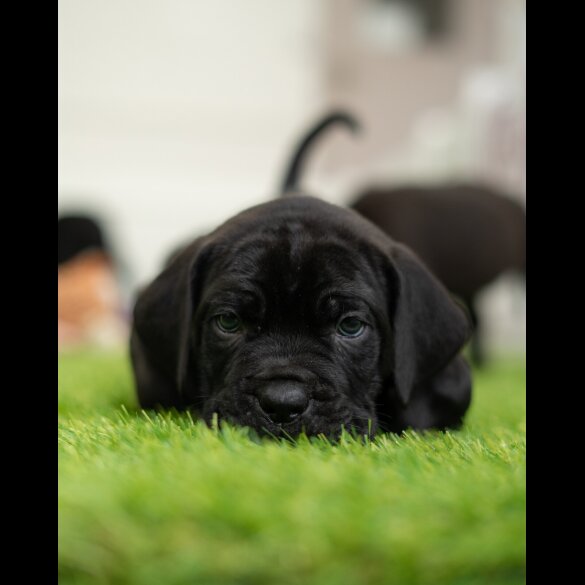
[385,244,471,405]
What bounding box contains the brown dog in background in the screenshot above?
[350,184,525,365]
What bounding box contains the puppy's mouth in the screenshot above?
[201,381,375,440]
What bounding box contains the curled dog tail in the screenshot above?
[280,111,360,196]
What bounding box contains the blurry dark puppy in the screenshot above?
[350,184,526,365]
[58,215,108,265]
[130,113,472,438]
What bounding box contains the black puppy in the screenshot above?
[130,114,472,438]
[58,214,108,265]
[350,184,526,365]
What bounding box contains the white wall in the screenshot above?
[59,0,525,356]
[59,0,325,288]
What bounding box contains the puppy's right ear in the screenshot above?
[130,238,210,409]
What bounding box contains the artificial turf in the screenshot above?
[58,350,526,585]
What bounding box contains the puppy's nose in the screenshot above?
[257,382,309,424]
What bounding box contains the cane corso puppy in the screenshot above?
[350,184,526,365]
[130,113,472,438]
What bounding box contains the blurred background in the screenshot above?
[58,0,525,356]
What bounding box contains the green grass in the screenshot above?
[59,350,526,585]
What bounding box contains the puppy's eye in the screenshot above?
[336,317,365,338]
[216,313,242,333]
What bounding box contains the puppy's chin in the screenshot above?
[200,396,377,440]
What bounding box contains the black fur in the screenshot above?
[131,196,472,439]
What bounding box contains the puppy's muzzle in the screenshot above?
[256,381,309,424]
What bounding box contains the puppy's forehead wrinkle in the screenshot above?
[215,203,381,262]
[212,233,382,304]
[197,228,379,333]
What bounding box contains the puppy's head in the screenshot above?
[133,197,470,438]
